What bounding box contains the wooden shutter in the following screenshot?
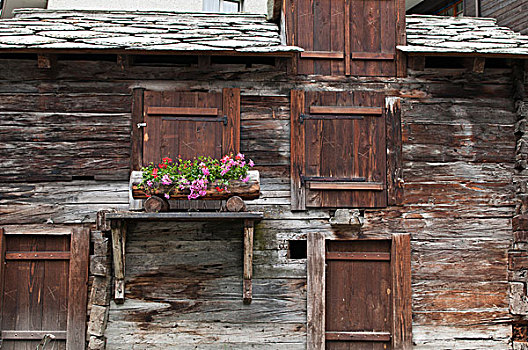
[291,90,387,209]
[142,88,240,166]
[286,0,347,75]
[318,236,411,350]
[0,228,89,350]
[285,0,405,76]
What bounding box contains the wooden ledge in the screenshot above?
[105,211,263,221]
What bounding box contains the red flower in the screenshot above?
[162,157,173,163]
[215,186,224,192]
[152,168,158,178]
[159,163,167,169]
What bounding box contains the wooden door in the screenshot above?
[0,228,89,350]
[325,240,392,349]
[142,88,240,166]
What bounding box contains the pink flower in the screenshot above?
[202,167,210,176]
[146,180,153,187]
[164,193,170,199]
[161,174,172,185]
[235,153,244,160]
[241,175,249,183]
[248,160,254,167]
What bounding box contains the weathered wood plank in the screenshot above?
[392,234,412,349]
[307,232,325,350]
[66,227,90,350]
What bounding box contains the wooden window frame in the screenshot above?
[307,233,412,350]
[290,91,403,210]
[0,227,90,350]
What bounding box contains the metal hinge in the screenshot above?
[137,122,147,128]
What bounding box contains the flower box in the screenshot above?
[131,170,260,201]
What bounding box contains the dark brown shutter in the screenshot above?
[291,90,387,209]
[285,0,405,76]
[142,88,240,166]
[0,228,90,350]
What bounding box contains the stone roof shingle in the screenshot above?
[0,9,301,54]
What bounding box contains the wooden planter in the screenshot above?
[131,170,260,212]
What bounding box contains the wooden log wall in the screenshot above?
[465,0,528,35]
[0,56,521,349]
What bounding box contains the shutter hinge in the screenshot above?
[222,115,228,126]
[299,114,307,124]
[137,122,147,128]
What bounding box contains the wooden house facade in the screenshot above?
[0,3,528,350]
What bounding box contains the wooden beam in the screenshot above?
[325,331,391,342]
[408,56,426,71]
[131,88,145,172]
[309,106,383,115]
[300,51,344,59]
[307,232,325,350]
[67,227,90,350]
[385,96,404,206]
[470,57,486,73]
[117,54,131,71]
[290,90,306,211]
[37,54,55,69]
[2,330,67,340]
[111,221,126,304]
[5,251,70,260]
[105,212,263,221]
[307,182,384,190]
[325,252,391,261]
[351,52,395,60]
[391,233,412,349]
[146,107,219,116]
[243,219,254,304]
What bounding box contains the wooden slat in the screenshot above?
[344,0,351,75]
[351,52,396,60]
[5,251,70,260]
[243,220,254,304]
[300,51,344,60]
[386,97,404,206]
[66,227,90,350]
[111,221,126,304]
[105,212,264,221]
[307,182,384,190]
[391,233,413,349]
[290,90,306,210]
[222,87,240,155]
[325,331,391,342]
[131,88,144,171]
[309,106,383,115]
[0,228,5,334]
[396,0,407,77]
[146,106,219,116]
[1,330,67,340]
[307,232,325,350]
[326,252,391,261]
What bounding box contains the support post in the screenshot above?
[307,232,325,350]
[243,219,254,304]
[111,220,127,303]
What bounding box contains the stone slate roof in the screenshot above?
[0,9,301,54]
[399,15,528,56]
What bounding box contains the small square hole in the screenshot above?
[288,240,307,259]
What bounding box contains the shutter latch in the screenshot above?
[137,122,147,128]
[299,114,307,124]
[222,115,228,126]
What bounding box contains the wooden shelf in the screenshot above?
[105,211,263,221]
[101,210,261,305]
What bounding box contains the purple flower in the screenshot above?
[146,180,153,187]
[248,160,254,167]
[202,167,210,176]
[241,175,249,183]
[164,193,170,199]
[161,174,172,185]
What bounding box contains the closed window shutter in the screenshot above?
[291,90,387,209]
[285,0,404,77]
[142,88,240,166]
[286,0,347,75]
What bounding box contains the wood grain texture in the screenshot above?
[131,88,145,172]
[391,233,412,349]
[67,227,90,350]
[307,232,325,350]
[0,228,5,337]
[290,90,306,210]
[243,219,254,304]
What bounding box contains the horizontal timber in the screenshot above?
[300,51,344,59]
[5,251,70,260]
[105,212,263,221]
[147,107,219,116]
[309,106,383,115]
[307,182,384,190]
[325,252,391,261]
[1,330,67,340]
[325,331,391,342]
